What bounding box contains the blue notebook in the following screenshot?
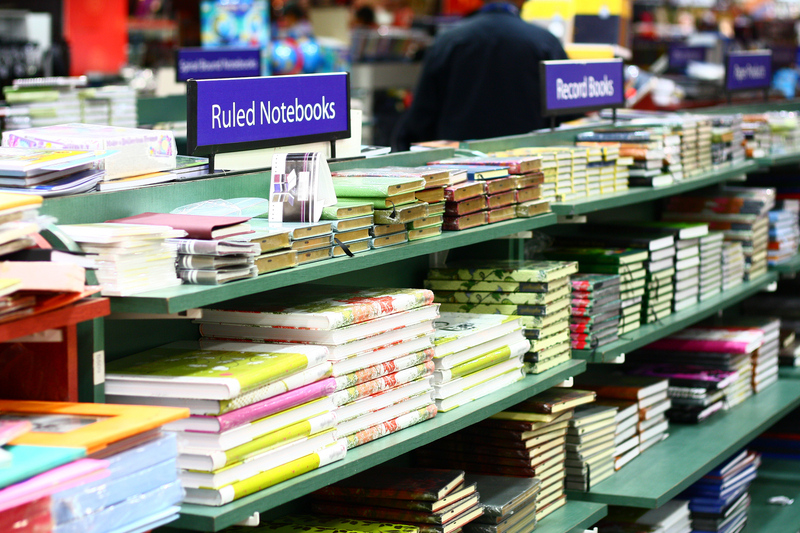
[0,445,85,490]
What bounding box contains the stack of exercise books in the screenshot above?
[722,241,746,290]
[320,204,376,256]
[311,466,484,532]
[425,260,576,374]
[417,387,595,522]
[593,398,640,470]
[249,516,419,533]
[698,231,725,301]
[707,317,781,393]
[596,499,692,533]
[641,326,763,408]
[709,115,746,168]
[0,399,188,532]
[569,274,622,349]
[574,370,671,454]
[543,247,646,333]
[0,146,113,196]
[196,286,440,450]
[169,238,260,285]
[489,146,572,202]
[431,313,528,412]
[680,449,760,533]
[767,202,800,266]
[330,173,425,244]
[2,77,85,130]
[462,474,540,533]
[57,222,184,296]
[574,142,619,195]
[565,403,618,490]
[78,84,138,127]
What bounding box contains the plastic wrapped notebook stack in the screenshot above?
[415,387,596,522]
[681,449,761,533]
[593,398,641,471]
[310,466,484,533]
[462,474,540,533]
[425,260,577,374]
[565,403,619,490]
[570,274,623,349]
[430,313,528,412]
[767,201,800,266]
[0,401,187,533]
[169,237,260,285]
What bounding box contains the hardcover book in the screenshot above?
[428,260,578,283]
[508,388,595,415]
[106,212,252,240]
[331,176,425,197]
[314,467,465,501]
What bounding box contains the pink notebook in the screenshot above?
[646,328,764,354]
[106,212,252,240]
[0,421,32,446]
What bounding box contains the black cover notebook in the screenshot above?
[463,474,540,524]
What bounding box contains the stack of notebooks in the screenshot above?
[311,466,484,533]
[103,339,343,507]
[431,313,529,412]
[709,317,780,393]
[699,231,725,301]
[425,260,577,374]
[245,219,333,269]
[330,172,426,246]
[594,398,641,471]
[441,177,492,231]
[664,186,773,281]
[57,222,184,296]
[574,141,621,196]
[574,371,671,455]
[240,516,419,533]
[462,474,540,533]
[596,499,692,533]
[640,325,764,408]
[2,77,84,130]
[0,400,188,532]
[569,273,622,349]
[169,238,260,285]
[417,387,596,522]
[565,403,618,490]
[767,202,800,266]
[680,449,760,533]
[196,287,440,451]
[0,146,109,196]
[489,146,572,203]
[319,203,376,257]
[642,221,707,311]
[722,242,746,290]
[543,247,646,334]
[0,192,42,258]
[709,115,746,169]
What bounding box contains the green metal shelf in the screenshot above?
[550,162,759,216]
[535,500,607,533]
[742,459,800,532]
[778,366,800,380]
[771,254,800,277]
[755,152,800,168]
[172,359,586,532]
[566,379,800,509]
[572,272,778,363]
[107,213,557,315]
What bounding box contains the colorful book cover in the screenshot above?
[428,278,566,294]
[443,181,486,202]
[433,312,522,358]
[106,343,329,400]
[344,404,438,450]
[198,286,434,330]
[427,260,578,283]
[433,287,568,306]
[314,467,465,501]
[334,349,435,391]
[571,274,621,292]
[0,420,31,445]
[332,362,435,406]
[0,445,85,490]
[439,297,569,317]
[645,328,764,354]
[437,341,528,383]
[272,514,420,532]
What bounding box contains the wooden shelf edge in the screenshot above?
[171,359,587,531]
[0,297,110,343]
[572,272,778,363]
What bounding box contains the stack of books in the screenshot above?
[643,221,708,311]
[594,398,641,470]
[0,400,188,532]
[543,247,646,333]
[255,516,418,533]
[462,474,540,533]
[597,499,692,533]
[641,326,764,408]
[440,178,490,231]
[245,220,331,271]
[710,317,780,393]
[696,116,714,173]
[104,340,342,506]
[699,231,725,301]
[722,242,746,290]
[570,274,622,349]
[196,287,440,451]
[0,146,110,197]
[2,77,84,130]
[490,147,571,203]
[574,371,671,454]
[565,403,618,491]
[742,112,800,156]
[78,85,138,127]
[331,173,425,245]
[57,222,184,296]
[709,115,746,168]
[680,450,760,533]
[170,238,260,285]
[431,313,528,412]
[320,200,375,255]
[311,467,484,532]
[767,201,800,266]
[574,141,623,195]
[425,260,576,374]
[0,192,42,259]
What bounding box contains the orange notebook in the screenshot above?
[1,400,188,454]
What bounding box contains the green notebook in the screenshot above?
[332,176,424,197]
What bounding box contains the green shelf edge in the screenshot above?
[572,272,778,362]
[742,459,800,532]
[535,500,607,533]
[550,162,759,216]
[778,366,800,380]
[754,152,800,168]
[172,359,586,532]
[566,379,800,509]
[107,213,557,315]
[771,253,800,276]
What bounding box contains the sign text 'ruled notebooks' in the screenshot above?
[0,400,187,454]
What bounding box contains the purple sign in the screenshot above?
[541,59,624,116]
[188,73,350,156]
[669,45,706,70]
[726,51,772,92]
[176,48,262,81]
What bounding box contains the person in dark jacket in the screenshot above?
[392,0,568,150]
